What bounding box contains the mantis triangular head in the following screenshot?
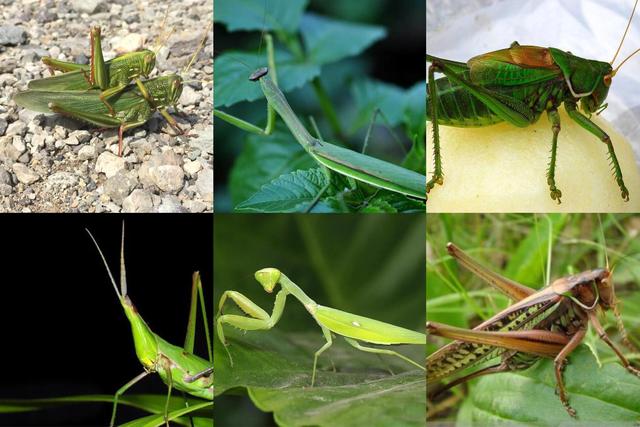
[255,268,281,293]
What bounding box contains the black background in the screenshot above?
[0,214,213,426]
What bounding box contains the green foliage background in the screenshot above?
[215,0,425,212]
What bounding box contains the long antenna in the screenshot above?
[611,0,639,66]
[256,0,269,69]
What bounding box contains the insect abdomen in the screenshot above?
[427,75,504,127]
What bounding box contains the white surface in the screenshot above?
[427,0,640,163]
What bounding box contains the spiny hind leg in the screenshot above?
[546,108,563,203]
[427,62,444,195]
[565,101,629,201]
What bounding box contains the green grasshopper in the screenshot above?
[427,243,640,418]
[30,27,157,116]
[13,74,185,156]
[217,267,426,386]
[87,226,212,427]
[427,0,640,203]
[216,35,427,202]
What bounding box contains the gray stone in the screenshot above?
[0,58,17,74]
[30,133,45,149]
[0,183,12,196]
[18,109,39,124]
[180,85,200,106]
[0,26,28,46]
[189,125,213,155]
[5,121,26,137]
[195,167,213,203]
[0,166,12,185]
[0,118,6,136]
[46,172,79,189]
[104,171,135,204]
[12,163,39,184]
[183,199,207,213]
[0,73,16,87]
[12,136,25,153]
[68,130,91,144]
[151,165,184,193]
[112,33,144,55]
[122,189,154,212]
[183,159,202,176]
[95,152,126,178]
[158,195,188,213]
[77,145,97,160]
[69,0,108,14]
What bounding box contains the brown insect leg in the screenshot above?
[588,311,640,377]
[553,328,586,418]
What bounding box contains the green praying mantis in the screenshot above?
[216,267,425,386]
[87,227,212,426]
[215,34,426,203]
[427,0,640,203]
[13,24,209,155]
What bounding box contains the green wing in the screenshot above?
[468,45,561,86]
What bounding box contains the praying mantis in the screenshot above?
[215,26,426,207]
[216,267,425,386]
[86,226,212,426]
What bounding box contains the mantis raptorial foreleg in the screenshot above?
[216,268,426,386]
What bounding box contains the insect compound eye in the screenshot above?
[604,74,612,87]
[249,67,269,82]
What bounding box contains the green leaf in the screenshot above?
[216,0,308,32]
[215,329,425,427]
[301,13,386,65]
[401,82,426,174]
[361,193,425,213]
[214,51,320,108]
[235,168,335,213]
[228,128,316,206]
[459,346,640,425]
[0,394,211,427]
[503,214,568,286]
[350,79,405,130]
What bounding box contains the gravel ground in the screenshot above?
[0,0,213,212]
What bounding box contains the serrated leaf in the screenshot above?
[301,13,386,65]
[350,79,406,131]
[228,128,316,205]
[214,50,320,108]
[235,168,334,213]
[216,0,308,32]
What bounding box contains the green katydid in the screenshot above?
[215,34,427,202]
[216,267,426,386]
[13,74,186,156]
[86,227,212,427]
[31,27,157,116]
[427,0,640,203]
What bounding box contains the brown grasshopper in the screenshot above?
[427,242,640,418]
